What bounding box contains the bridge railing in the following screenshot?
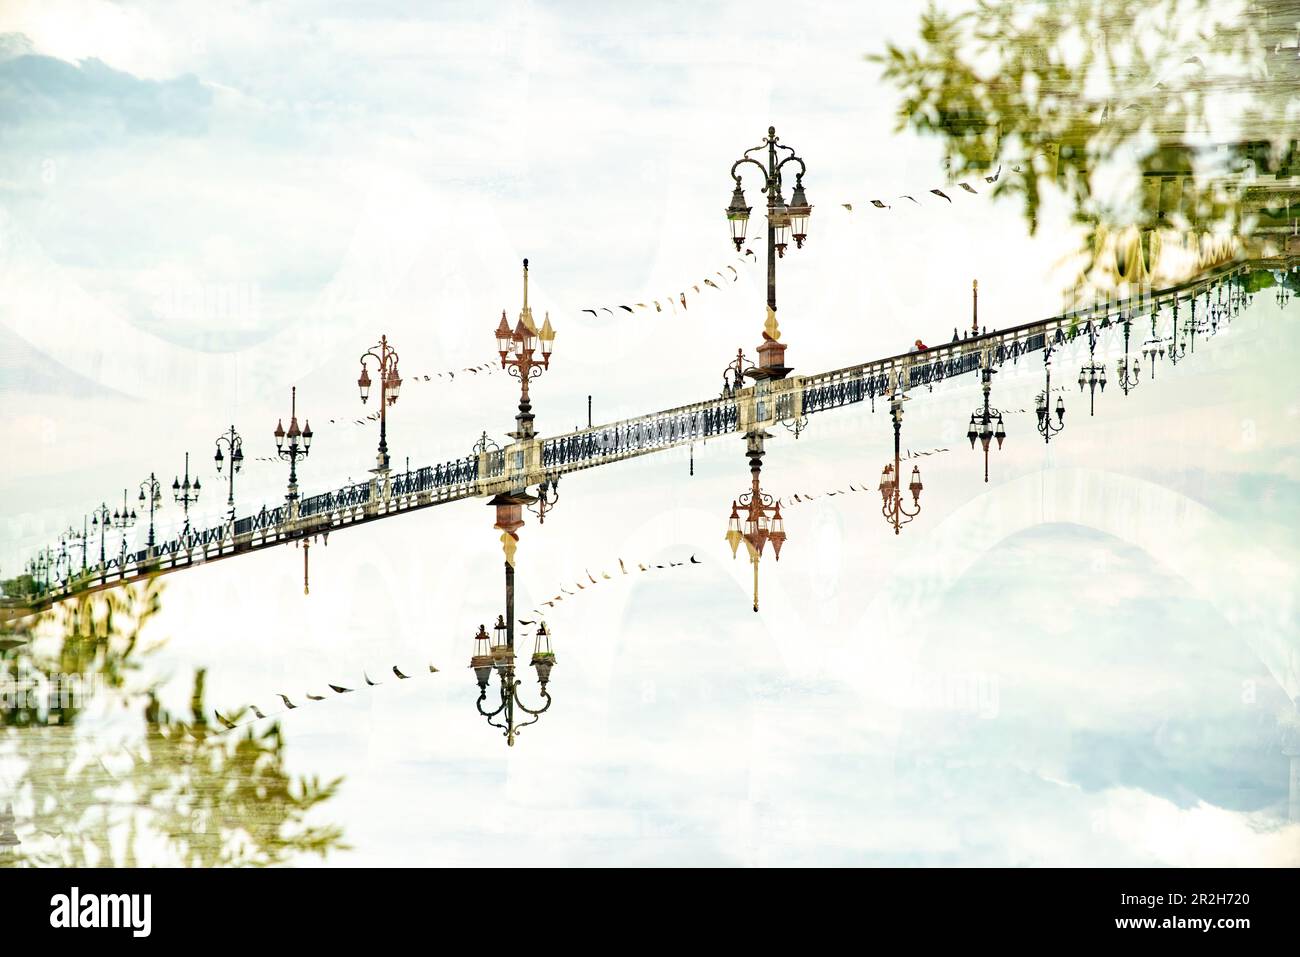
[541,397,739,472]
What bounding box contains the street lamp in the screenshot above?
[274,386,313,507]
[880,393,922,535]
[89,502,113,582]
[1166,298,1187,364]
[1115,311,1140,395]
[138,473,163,550]
[358,335,401,471]
[1077,320,1107,416]
[966,364,1006,483]
[213,426,244,523]
[1140,306,1165,375]
[109,488,138,559]
[1035,350,1066,444]
[63,520,89,577]
[720,348,749,398]
[172,452,201,537]
[726,126,811,381]
[528,472,561,525]
[494,259,555,440]
[471,617,556,747]
[725,429,786,612]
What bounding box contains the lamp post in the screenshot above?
[1140,306,1165,376]
[26,547,53,594]
[528,473,561,525]
[1166,297,1187,364]
[471,617,556,747]
[493,259,555,440]
[358,335,401,471]
[274,386,313,508]
[725,126,811,382]
[64,520,89,577]
[966,363,1006,482]
[138,473,163,550]
[1077,320,1107,416]
[721,348,749,398]
[109,488,138,559]
[1035,350,1066,444]
[172,452,201,537]
[213,426,244,523]
[880,393,923,535]
[89,502,112,582]
[1116,311,1140,395]
[725,429,786,612]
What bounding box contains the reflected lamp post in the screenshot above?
[967,363,1006,482]
[471,617,556,747]
[880,393,922,535]
[1035,350,1066,444]
[1116,310,1141,395]
[725,429,786,613]
[1077,320,1107,416]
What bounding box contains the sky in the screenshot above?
[0,0,1298,866]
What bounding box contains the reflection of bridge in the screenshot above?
[3,255,1294,622]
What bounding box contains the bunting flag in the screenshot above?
[578,254,757,319]
[209,657,442,735]
[208,553,704,734]
[529,553,701,615]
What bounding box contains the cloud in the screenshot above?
[0,35,212,142]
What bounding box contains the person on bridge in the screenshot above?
[912,339,929,352]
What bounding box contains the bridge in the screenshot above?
[3,252,1293,624]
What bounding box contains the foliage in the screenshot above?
[0,582,345,867]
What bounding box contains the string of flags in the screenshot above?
[209,660,440,735]
[573,165,1021,317]
[578,258,753,319]
[206,553,705,733]
[528,553,703,616]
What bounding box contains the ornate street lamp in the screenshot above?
[172,452,201,537]
[138,473,163,550]
[1166,297,1187,364]
[967,363,1006,483]
[358,335,401,471]
[528,472,561,525]
[726,126,811,382]
[213,425,244,523]
[274,386,313,507]
[63,519,89,577]
[720,348,749,398]
[1077,320,1107,416]
[109,488,138,561]
[725,429,785,613]
[1115,311,1140,395]
[26,546,54,593]
[1035,350,1066,444]
[494,259,555,440]
[1140,306,1165,375]
[89,502,112,576]
[880,393,922,535]
[471,617,555,747]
